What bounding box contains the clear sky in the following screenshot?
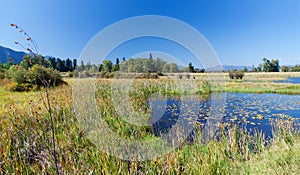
[0,0,299,67]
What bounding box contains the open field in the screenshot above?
[189,72,300,81]
[224,81,300,94]
[0,72,300,174]
[222,72,300,94]
[178,72,300,94]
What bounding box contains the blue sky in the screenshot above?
[0,0,299,67]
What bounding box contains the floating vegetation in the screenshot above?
[150,92,300,140]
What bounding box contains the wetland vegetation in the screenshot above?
[1,41,300,174]
[1,72,300,174]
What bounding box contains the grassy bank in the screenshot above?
[222,81,300,94]
[189,72,300,94]
[0,79,300,174]
[190,72,300,82]
[223,72,300,94]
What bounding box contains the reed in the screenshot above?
[0,78,299,174]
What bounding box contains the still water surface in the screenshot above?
[149,93,300,139]
[274,77,300,84]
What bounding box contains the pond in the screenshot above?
[149,93,300,141]
[274,77,300,84]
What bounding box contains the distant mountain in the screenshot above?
[206,65,252,72]
[0,45,26,63]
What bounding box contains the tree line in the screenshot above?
[76,54,182,74]
[251,58,280,72]
[76,54,203,74]
[0,55,77,72]
[281,65,300,72]
[250,58,300,72]
[119,57,179,73]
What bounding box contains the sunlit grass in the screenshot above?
[0,73,300,174]
[223,81,300,94]
[166,72,300,94]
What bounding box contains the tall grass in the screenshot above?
[0,79,299,174]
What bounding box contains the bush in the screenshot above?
[3,64,64,91]
[178,74,183,79]
[229,71,245,79]
[235,71,245,79]
[27,64,64,88]
[229,72,235,79]
[7,65,27,84]
[157,72,164,76]
[186,73,191,79]
[68,71,74,78]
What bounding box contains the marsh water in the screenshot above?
[149,93,300,139]
[274,77,300,84]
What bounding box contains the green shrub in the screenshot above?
[27,64,64,88]
[229,72,235,79]
[7,65,27,84]
[178,74,183,79]
[229,71,245,79]
[3,64,64,91]
[68,71,74,78]
[235,71,245,79]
